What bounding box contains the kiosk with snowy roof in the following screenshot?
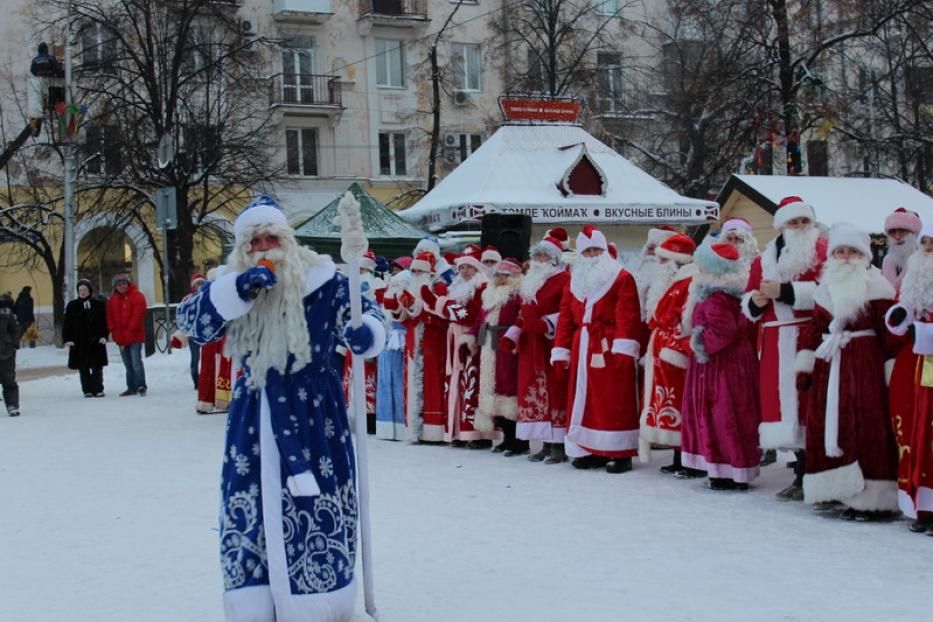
[398,97,719,251]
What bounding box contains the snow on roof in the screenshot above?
[399,124,719,232]
[725,174,933,233]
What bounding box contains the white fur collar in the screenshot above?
[813,265,893,323]
[306,259,336,295]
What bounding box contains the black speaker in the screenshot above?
[480,213,532,263]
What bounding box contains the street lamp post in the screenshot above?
[62,0,77,304]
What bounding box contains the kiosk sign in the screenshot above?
[499,96,584,124]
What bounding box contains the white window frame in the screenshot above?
[378,131,407,177]
[281,37,316,104]
[80,21,117,73]
[375,39,406,89]
[451,42,482,92]
[285,127,319,177]
[597,52,624,115]
[457,133,482,162]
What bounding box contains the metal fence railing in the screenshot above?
[359,0,428,19]
[268,73,342,108]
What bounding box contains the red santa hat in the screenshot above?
[455,243,484,271]
[530,227,568,259]
[646,225,677,247]
[576,225,608,254]
[410,251,437,274]
[720,217,752,235]
[655,233,696,264]
[190,273,207,290]
[392,256,412,270]
[481,245,502,264]
[772,196,816,230]
[827,222,871,258]
[695,242,740,275]
[360,249,377,272]
[607,242,619,260]
[884,207,921,235]
[493,258,523,277]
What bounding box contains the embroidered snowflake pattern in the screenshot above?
[324,418,335,439]
[251,443,260,456]
[297,388,308,402]
[318,456,334,478]
[234,454,250,476]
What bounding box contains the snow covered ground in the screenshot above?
[1,347,931,622]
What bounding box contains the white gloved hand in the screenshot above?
[65,341,75,347]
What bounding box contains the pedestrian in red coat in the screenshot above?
[106,273,148,396]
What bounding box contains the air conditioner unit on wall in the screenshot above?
[443,149,458,165]
[240,19,257,37]
[453,91,471,106]
[443,132,458,147]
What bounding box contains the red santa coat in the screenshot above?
[552,267,642,458]
[798,270,899,511]
[469,287,522,432]
[885,304,933,518]
[513,270,570,442]
[430,281,498,442]
[640,268,695,459]
[742,236,827,449]
[197,337,231,413]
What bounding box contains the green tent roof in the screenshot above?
[293,183,428,259]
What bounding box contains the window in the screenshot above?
[526,49,546,93]
[458,133,482,162]
[378,132,406,176]
[596,52,623,114]
[451,43,482,92]
[82,124,123,176]
[593,0,620,15]
[285,128,318,176]
[282,36,316,104]
[807,140,828,176]
[80,22,117,73]
[376,39,405,88]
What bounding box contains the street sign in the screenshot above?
[157,133,174,169]
[154,186,177,229]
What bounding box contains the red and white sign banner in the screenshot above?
[499,96,585,124]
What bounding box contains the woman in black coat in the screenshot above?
[62,279,109,397]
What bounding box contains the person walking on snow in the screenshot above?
[63,279,108,397]
[0,293,21,416]
[177,195,385,622]
[106,273,148,396]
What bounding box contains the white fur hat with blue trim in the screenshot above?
[234,194,289,240]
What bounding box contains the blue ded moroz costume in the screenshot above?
[178,196,385,622]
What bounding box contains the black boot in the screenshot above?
[606,457,633,474]
[500,420,528,456]
[674,466,706,479]
[571,455,610,469]
[545,443,568,464]
[492,416,509,453]
[467,439,493,450]
[528,443,550,462]
[660,450,683,475]
[367,412,376,435]
[777,450,806,501]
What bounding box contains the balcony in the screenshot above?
[269,73,343,118]
[358,0,429,28]
[273,0,332,24]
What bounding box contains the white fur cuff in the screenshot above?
[457,333,478,352]
[658,347,689,369]
[740,291,763,323]
[884,359,895,386]
[611,338,640,358]
[795,349,816,374]
[353,314,387,360]
[504,325,521,343]
[550,347,571,364]
[884,304,912,336]
[791,281,817,311]
[209,272,254,321]
[286,472,321,497]
[913,321,933,355]
[542,312,559,339]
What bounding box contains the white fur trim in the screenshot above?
[640,425,681,448]
[542,313,559,339]
[209,272,254,321]
[913,321,933,355]
[566,427,639,453]
[655,247,694,264]
[285,472,321,498]
[517,420,565,442]
[458,333,478,351]
[504,325,521,343]
[550,347,571,364]
[758,420,803,451]
[791,281,817,311]
[234,204,289,239]
[576,228,608,253]
[845,479,899,512]
[495,395,519,421]
[348,314,387,360]
[740,290,762,323]
[884,358,895,385]
[681,451,760,483]
[795,349,816,374]
[306,261,337,295]
[223,585,276,622]
[658,347,689,369]
[898,486,933,519]
[773,200,815,230]
[405,329,424,442]
[884,304,912,336]
[611,338,640,358]
[803,461,865,505]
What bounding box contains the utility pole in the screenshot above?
[62,0,77,303]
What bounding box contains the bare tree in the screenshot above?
[40,0,282,301]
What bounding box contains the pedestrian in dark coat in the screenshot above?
[13,286,35,342]
[0,293,20,416]
[63,279,109,397]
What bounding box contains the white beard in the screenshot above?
[898,251,933,315]
[819,257,871,324]
[631,255,662,287]
[777,226,822,281]
[225,226,326,389]
[520,260,560,301]
[482,280,519,310]
[386,270,413,298]
[447,273,486,304]
[886,233,917,271]
[406,272,432,296]
[571,253,620,299]
[643,261,679,319]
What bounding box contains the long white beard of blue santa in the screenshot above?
[226,225,324,389]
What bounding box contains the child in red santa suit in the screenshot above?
[551,225,642,474]
[885,222,933,533]
[797,223,899,520]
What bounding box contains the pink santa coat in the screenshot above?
[513,270,570,442]
[682,286,762,483]
[469,288,522,432]
[742,236,827,449]
[552,268,642,459]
